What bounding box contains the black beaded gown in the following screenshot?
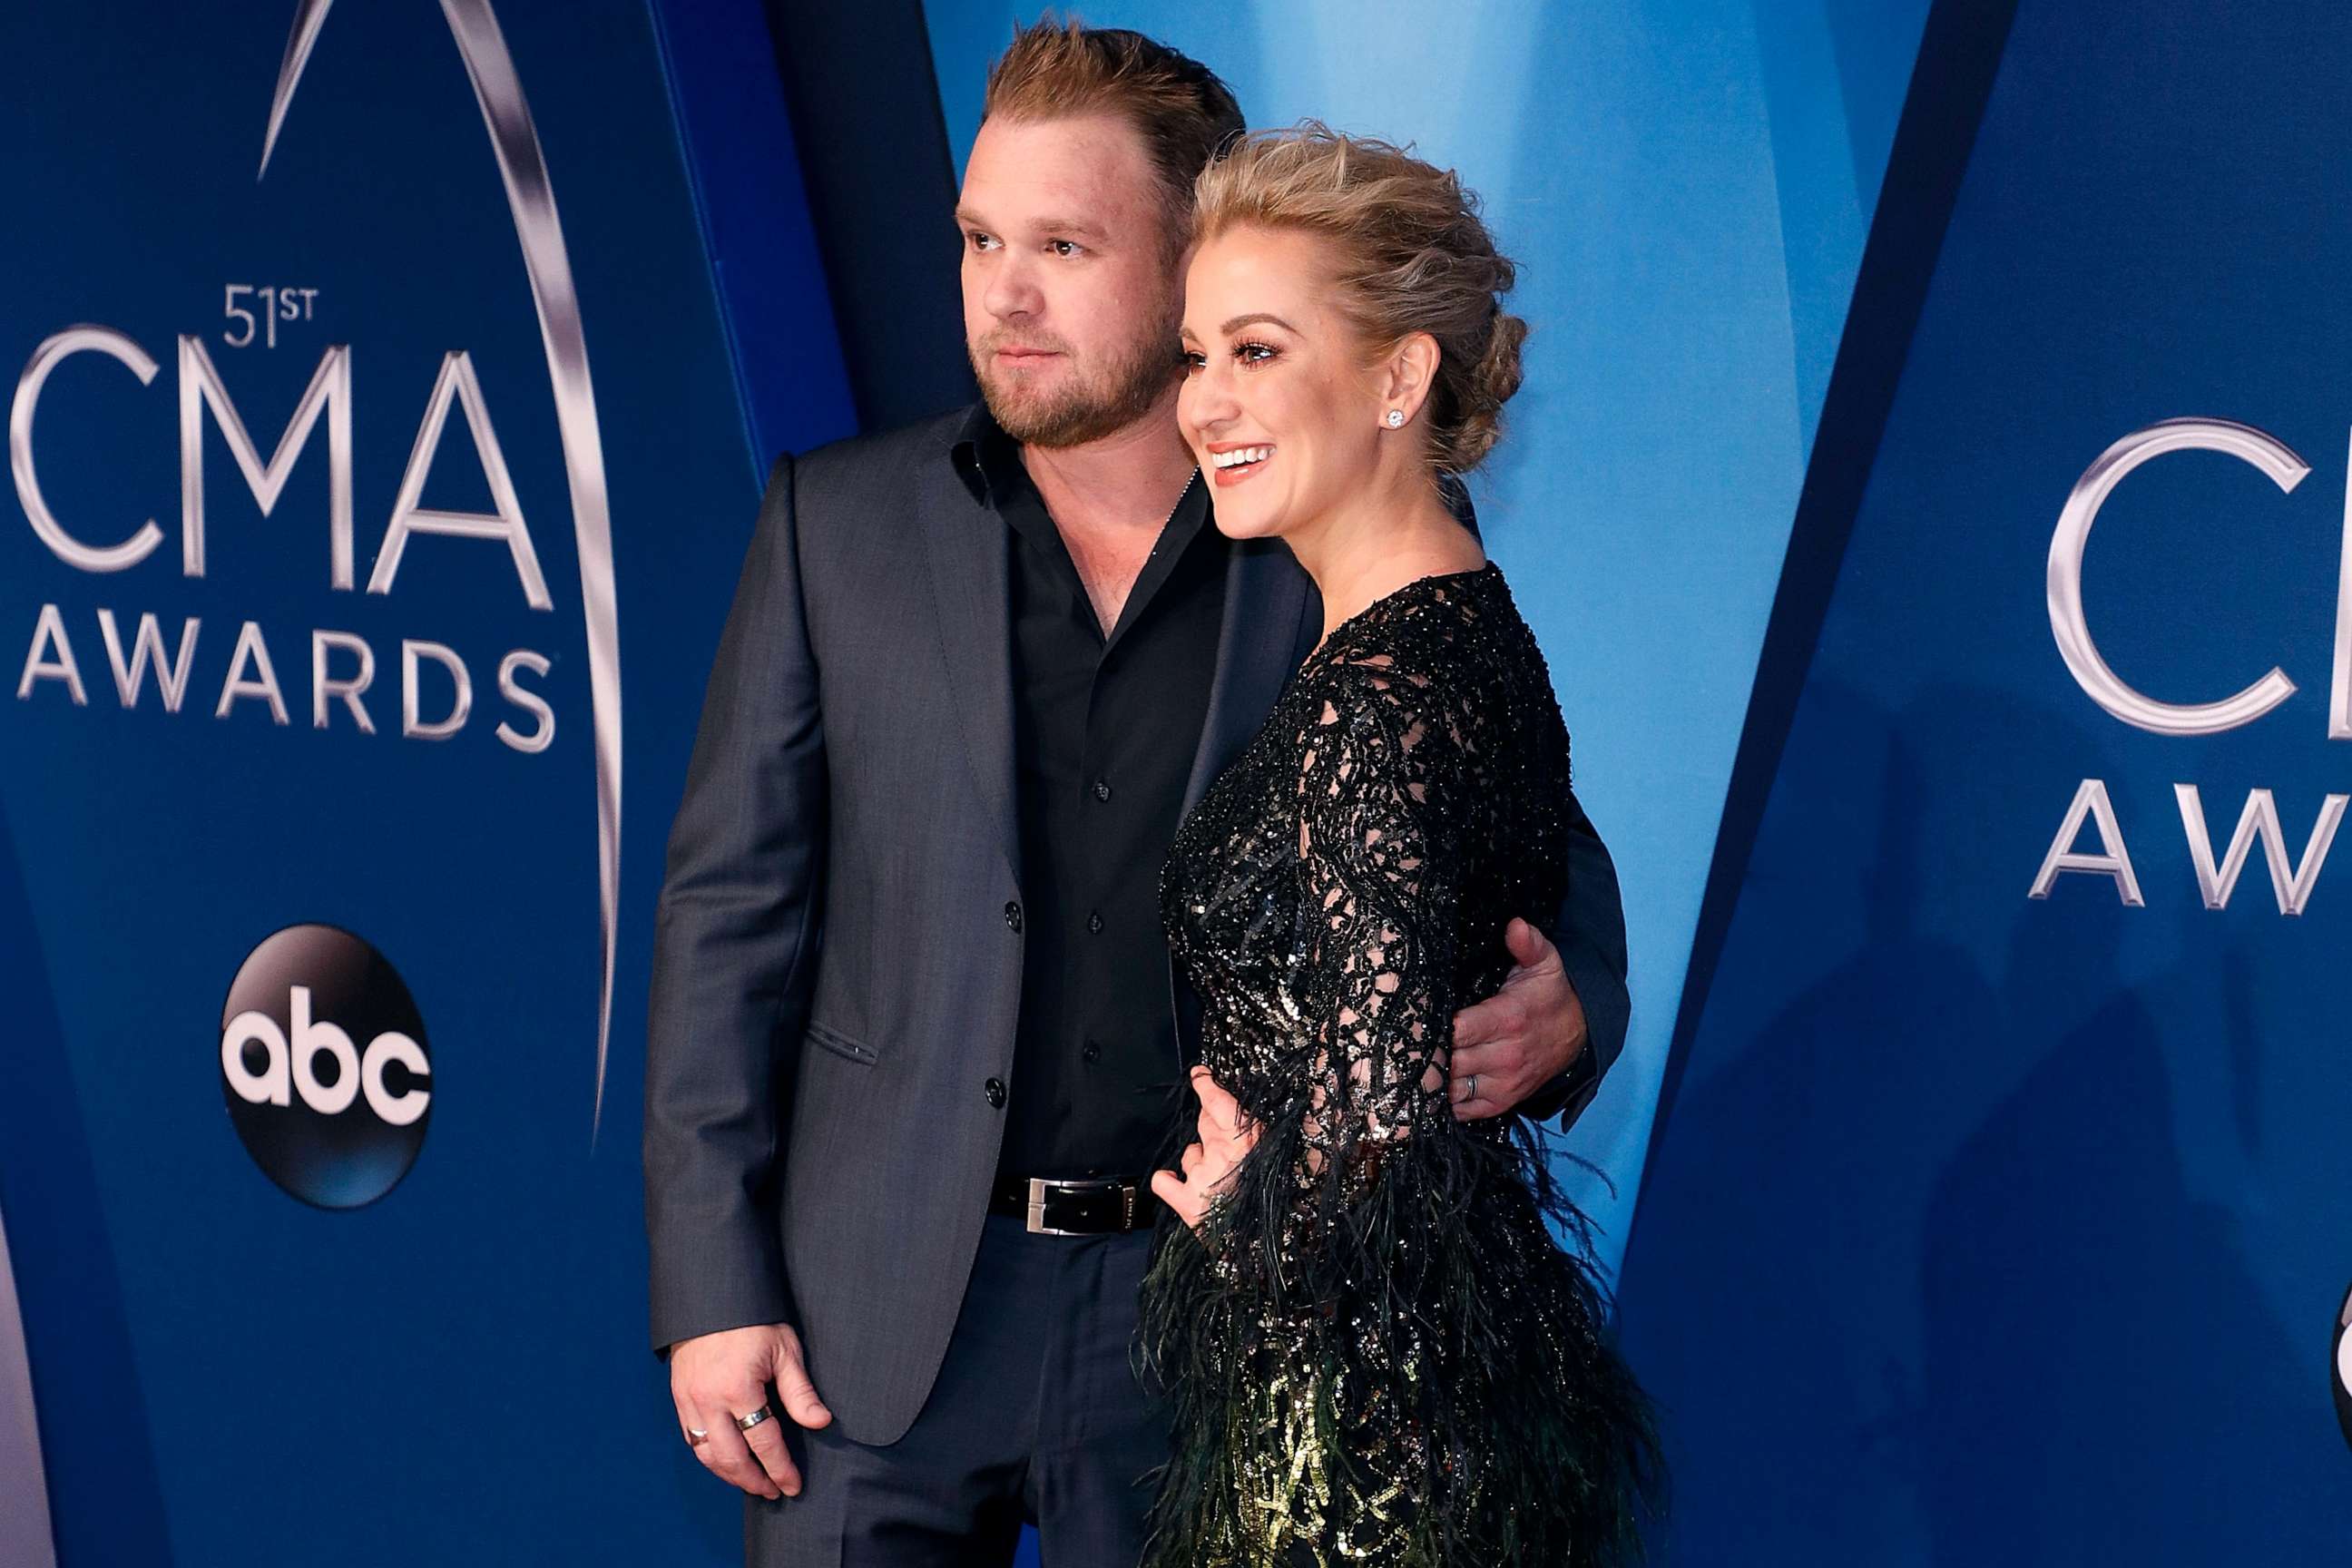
[1137,563,1661,1567]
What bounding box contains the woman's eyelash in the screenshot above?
[1178,341,1280,374]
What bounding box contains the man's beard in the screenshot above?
[971,315,1180,449]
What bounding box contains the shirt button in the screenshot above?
[1086,911,1103,935]
[1082,1040,1102,1063]
[1004,900,1024,934]
[984,1076,1006,1108]
[1093,779,1112,802]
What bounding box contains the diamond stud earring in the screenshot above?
[1385,409,1405,427]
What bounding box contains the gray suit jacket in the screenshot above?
[643,408,1630,1446]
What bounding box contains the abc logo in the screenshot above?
[219,925,430,1209]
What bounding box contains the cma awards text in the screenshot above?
[2033,417,2352,915]
[10,324,560,751]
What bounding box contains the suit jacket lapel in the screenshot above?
[1181,538,1316,815]
[920,457,1021,885]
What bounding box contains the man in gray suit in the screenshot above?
[645,21,1631,1567]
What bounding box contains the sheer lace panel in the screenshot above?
[1292,650,1475,1197]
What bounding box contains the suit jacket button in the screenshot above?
[984,1076,1006,1108]
[1004,900,1024,934]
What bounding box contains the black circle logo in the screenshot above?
[2336,1282,2352,1451]
[219,924,431,1209]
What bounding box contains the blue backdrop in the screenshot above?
[23,2,2340,1563]
[0,0,848,1561]
[1618,0,2352,1557]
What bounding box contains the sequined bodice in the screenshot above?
[1160,563,1571,1181]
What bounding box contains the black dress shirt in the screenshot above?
[954,415,1226,1181]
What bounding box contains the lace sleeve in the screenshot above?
[1289,655,1472,1203]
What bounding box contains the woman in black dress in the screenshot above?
[1140,125,1663,1567]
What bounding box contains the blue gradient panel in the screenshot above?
[921,0,1931,1271]
[0,803,159,1564]
[648,0,858,476]
[1619,0,2352,1557]
[0,1,847,1561]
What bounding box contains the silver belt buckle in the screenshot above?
[1025,1176,1075,1236]
[1024,1175,1132,1236]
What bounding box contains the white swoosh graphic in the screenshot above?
[0,1202,56,1568]
[261,0,624,1142]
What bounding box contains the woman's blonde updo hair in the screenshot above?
[1191,122,1527,474]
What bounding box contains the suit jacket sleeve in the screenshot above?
[1513,786,1629,1132]
[642,453,826,1356]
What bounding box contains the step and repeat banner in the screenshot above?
[0,1,848,1562]
[13,0,2346,1563]
[1619,0,2352,1559]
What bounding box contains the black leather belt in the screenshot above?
[988,1174,1155,1236]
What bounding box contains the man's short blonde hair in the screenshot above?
[982,15,1244,251]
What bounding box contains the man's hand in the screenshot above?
[1151,1065,1260,1230]
[669,1323,833,1500]
[1448,917,1586,1120]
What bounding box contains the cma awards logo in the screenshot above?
[2031,418,2352,915]
[10,0,623,1133]
[220,925,430,1208]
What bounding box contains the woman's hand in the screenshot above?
[1151,1065,1261,1231]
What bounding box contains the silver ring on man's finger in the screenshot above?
[735,1405,776,1433]
[686,1426,710,1447]
[1465,1073,1477,1103]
